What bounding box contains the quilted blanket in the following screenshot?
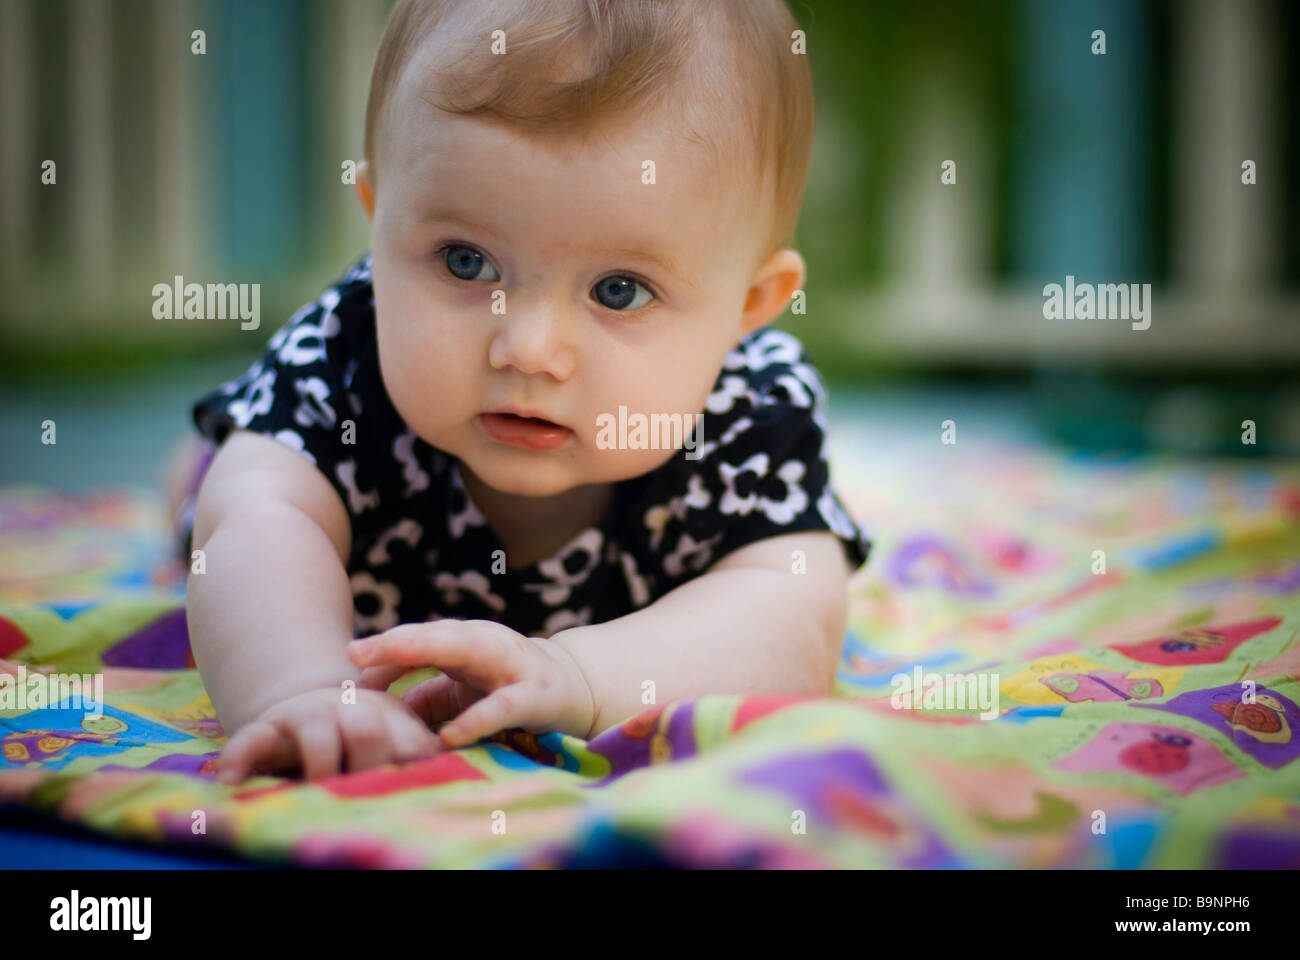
[2,434,1298,868]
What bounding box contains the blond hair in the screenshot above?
[364,0,814,255]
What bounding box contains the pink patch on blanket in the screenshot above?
[1054,722,1243,795]
[974,528,1061,575]
[313,752,488,797]
[231,752,488,801]
[1111,616,1282,665]
[296,832,424,869]
[731,695,821,733]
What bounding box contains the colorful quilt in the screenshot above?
[2,434,1299,868]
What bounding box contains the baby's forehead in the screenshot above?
[388,74,732,190]
[389,19,749,173]
[397,114,759,270]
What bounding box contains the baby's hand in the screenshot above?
[215,686,442,784]
[348,620,597,747]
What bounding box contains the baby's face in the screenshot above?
[364,62,773,500]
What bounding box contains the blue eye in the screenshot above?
[443,244,499,282]
[592,275,655,311]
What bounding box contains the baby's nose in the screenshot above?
[488,302,578,381]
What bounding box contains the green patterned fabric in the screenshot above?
[2,443,1298,867]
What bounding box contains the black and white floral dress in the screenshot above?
[183,255,872,639]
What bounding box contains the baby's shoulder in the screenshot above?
[264,254,377,369]
[704,326,830,435]
[192,254,410,509]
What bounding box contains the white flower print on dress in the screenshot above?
[789,362,830,431]
[644,472,712,551]
[705,375,756,416]
[718,453,809,524]
[272,429,315,463]
[351,571,401,633]
[434,569,506,613]
[277,309,341,366]
[541,607,592,637]
[718,452,767,516]
[292,377,337,430]
[523,528,603,607]
[818,486,860,542]
[760,459,810,523]
[392,429,431,498]
[692,415,754,464]
[723,329,802,373]
[447,468,487,539]
[772,372,815,410]
[336,459,380,513]
[228,369,276,426]
[344,257,372,284]
[318,287,341,316]
[663,531,724,579]
[618,550,652,606]
[342,357,364,417]
[367,518,423,567]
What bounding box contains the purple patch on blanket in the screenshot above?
[738,749,887,818]
[1214,827,1300,869]
[102,607,192,669]
[100,751,220,780]
[736,748,958,867]
[1134,684,1300,769]
[886,535,996,597]
[583,701,699,784]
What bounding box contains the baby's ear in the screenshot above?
[356,160,375,222]
[739,249,806,338]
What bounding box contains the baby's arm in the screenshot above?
[187,430,439,777]
[187,429,358,731]
[552,531,850,737]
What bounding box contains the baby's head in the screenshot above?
[356,0,813,500]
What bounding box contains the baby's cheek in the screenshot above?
[377,318,472,427]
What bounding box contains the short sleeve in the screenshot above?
[635,328,872,583]
[189,257,383,525]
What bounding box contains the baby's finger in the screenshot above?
[384,709,442,762]
[217,720,294,785]
[350,622,520,687]
[440,683,542,748]
[357,664,408,691]
[339,706,393,772]
[402,674,480,727]
[291,717,343,781]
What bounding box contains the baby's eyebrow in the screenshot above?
[417,210,501,239]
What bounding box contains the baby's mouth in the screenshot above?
[502,413,558,427]
[477,411,572,451]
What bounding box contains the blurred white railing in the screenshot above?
[0,0,390,346]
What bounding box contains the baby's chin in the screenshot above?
[466,447,675,498]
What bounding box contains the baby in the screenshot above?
[178,0,872,783]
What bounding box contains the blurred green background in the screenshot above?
[1,0,1298,489]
